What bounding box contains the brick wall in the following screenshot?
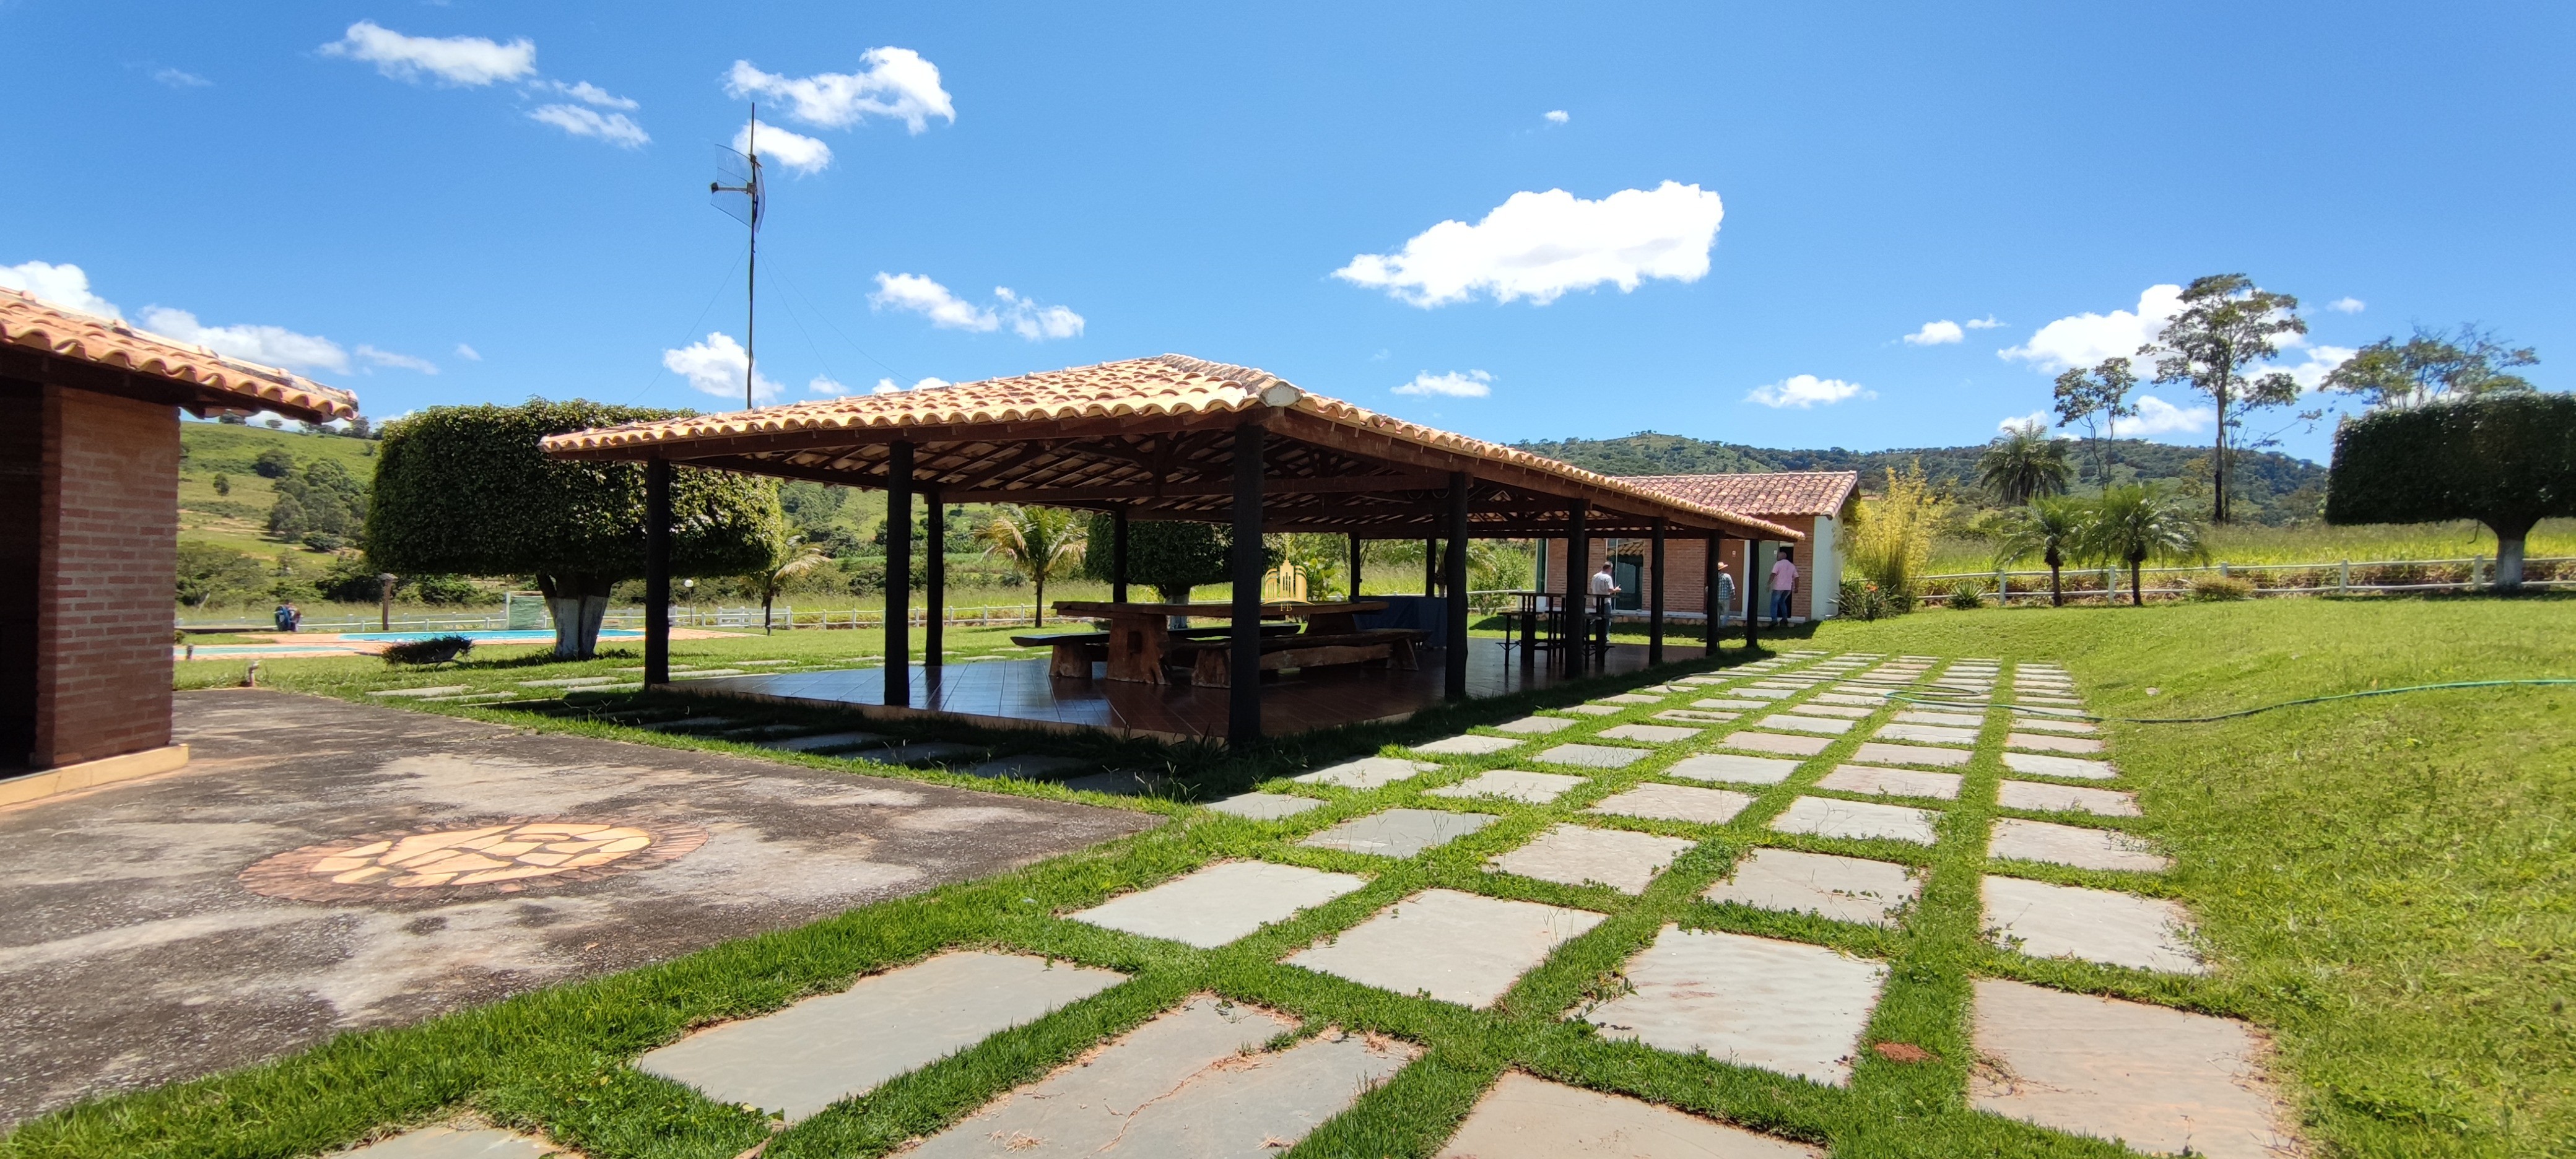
[1546,517,1824,621]
[32,386,178,767]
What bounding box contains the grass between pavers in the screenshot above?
[15,597,2568,1156]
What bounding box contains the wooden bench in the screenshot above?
[1167,628,1427,687]
[1014,625,1305,679]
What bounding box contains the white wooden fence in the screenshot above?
[1920,555,2573,604]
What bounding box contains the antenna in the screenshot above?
[709,103,765,410]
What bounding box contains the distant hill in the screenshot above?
[1511,432,2331,524]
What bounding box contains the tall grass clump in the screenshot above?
[1847,463,1945,612]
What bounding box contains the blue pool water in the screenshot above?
[339,629,645,643]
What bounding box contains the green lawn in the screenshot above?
[14,596,2572,1157]
[1931,517,2576,574]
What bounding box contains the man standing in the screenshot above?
[1713,560,1736,629]
[1589,561,1621,651]
[1769,548,1798,627]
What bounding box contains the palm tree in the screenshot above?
[977,505,1087,625]
[1991,496,2092,607]
[2080,484,2204,606]
[1978,421,2074,505]
[746,510,830,634]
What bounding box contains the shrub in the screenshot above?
[381,635,474,666]
[2190,575,2255,601]
[1838,578,1904,621]
[2327,392,2576,591]
[300,531,347,552]
[409,574,487,604]
[1945,581,1987,610]
[1847,462,1944,608]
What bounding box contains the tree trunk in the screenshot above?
[1033,573,1046,627]
[537,573,613,658]
[2049,562,2064,607]
[2492,521,2532,593]
[763,591,775,635]
[2130,557,2145,607]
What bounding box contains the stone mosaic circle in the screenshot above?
[238,817,709,903]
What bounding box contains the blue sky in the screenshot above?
[4,2,2567,463]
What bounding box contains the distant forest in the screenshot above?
[1511,432,2333,524]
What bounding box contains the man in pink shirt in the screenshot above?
[1769,547,1798,626]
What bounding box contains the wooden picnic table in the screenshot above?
[1050,600,1389,684]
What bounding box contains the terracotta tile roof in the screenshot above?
[542,354,1801,540]
[1623,471,1860,518]
[0,288,358,421]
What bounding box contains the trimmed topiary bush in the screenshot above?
[381,635,473,666]
[2327,393,2576,592]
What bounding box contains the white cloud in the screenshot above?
[724,48,956,133]
[2281,344,2356,391]
[530,104,649,148]
[1543,110,1569,124]
[2327,297,2366,314]
[1747,375,1871,409]
[139,306,347,373]
[1999,284,2183,372]
[321,21,536,87]
[533,79,637,110]
[355,345,438,375]
[2126,394,2214,435]
[736,119,830,174]
[870,274,1082,341]
[153,67,211,89]
[1902,319,1964,346]
[872,376,951,394]
[454,343,482,360]
[1394,370,1494,398]
[661,332,780,402]
[0,260,121,319]
[1964,315,2003,329]
[1998,410,2053,433]
[1334,181,1725,307]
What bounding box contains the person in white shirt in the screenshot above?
[1769,548,1798,625]
[1713,561,1736,628]
[1589,562,1620,649]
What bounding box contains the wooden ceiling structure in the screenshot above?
[542,354,1801,542]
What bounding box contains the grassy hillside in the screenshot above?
[177,421,377,556]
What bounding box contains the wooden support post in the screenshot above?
[645,458,671,686]
[924,489,944,670]
[1348,534,1364,600]
[1745,539,1764,651]
[1229,423,1266,744]
[1705,532,1723,651]
[885,441,913,705]
[1444,472,1470,699]
[1649,516,1666,665]
[1111,506,1130,604]
[1424,537,1437,595]
[1565,500,1588,676]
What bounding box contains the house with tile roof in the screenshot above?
[1544,471,1860,624]
[1,288,357,804]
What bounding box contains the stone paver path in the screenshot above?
[1721,731,1833,757]
[1294,756,1438,789]
[1489,824,1696,893]
[1989,818,2173,872]
[1847,742,1972,768]
[1492,715,1578,734]
[1286,889,1604,1007]
[1534,743,1654,768]
[1983,876,2202,973]
[1703,849,1918,926]
[1972,979,2292,1159]
[1301,809,1499,857]
[2000,752,2117,779]
[1585,926,1887,1086]
[1812,764,1963,801]
[338,1127,557,1158]
[1204,792,1329,820]
[1664,753,1801,784]
[1599,723,1703,744]
[1414,734,1525,756]
[1427,769,1591,804]
[1769,796,1941,844]
[1435,1071,1822,1157]
[1995,780,2139,817]
[1588,783,1756,825]
[1073,862,1367,948]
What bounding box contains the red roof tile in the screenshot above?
[0,288,357,421]
[1623,472,1860,518]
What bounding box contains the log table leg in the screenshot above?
[1103,610,1171,684]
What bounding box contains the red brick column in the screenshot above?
[32,387,178,768]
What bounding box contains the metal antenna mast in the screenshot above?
[708,104,766,409]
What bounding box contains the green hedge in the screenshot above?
[2326,393,2576,537]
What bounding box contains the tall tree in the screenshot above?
[367,401,773,658]
[2321,324,2538,410]
[2081,484,2205,606]
[978,505,1087,625]
[1977,421,2074,505]
[2326,393,2574,592]
[2051,357,2138,484]
[1990,495,2092,607]
[2144,274,2306,523]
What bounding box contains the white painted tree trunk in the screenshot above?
[547,595,611,659]
[2496,534,2526,593]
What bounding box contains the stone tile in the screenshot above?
[1429,770,1590,805]
[1594,693,1664,706]
[1413,734,1524,756]
[1972,979,2292,1159]
[367,685,473,698]
[760,730,891,753]
[1780,703,1871,719]
[1588,783,1754,825]
[1755,714,1854,736]
[1490,824,1697,893]
[1769,796,1940,844]
[1664,753,1801,785]
[906,997,1415,1158]
[1583,926,1887,1087]
[1692,698,1767,710]
[1996,780,2139,817]
[1989,818,2171,871]
[1073,861,1368,948]
[2000,752,2117,780]
[2009,705,2089,719]
[1808,693,1884,707]
[1205,792,1329,820]
[2020,695,2084,706]
[637,951,1127,1122]
[1561,703,1624,716]
[1704,848,1918,926]
[1893,710,1983,727]
[1284,888,1604,1008]
[1873,724,1977,746]
[2011,718,2097,734]
[1533,743,1652,768]
[1813,764,1962,801]
[1983,876,2202,974]
[1063,770,1163,796]
[1294,756,1438,789]
[1654,710,1738,725]
[1302,809,1499,857]
[1721,731,1832,757]
[336,1127,554,1158]
[858,741,983,766]
[1848,742,1972,768]
[1598,723,1701,744]
[1492,715,1578,734]
[2006,732,2105,754]
[1434,1071,1823,1158]
[1727,688,1795,700]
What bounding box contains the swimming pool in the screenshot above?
[337,629,645,644]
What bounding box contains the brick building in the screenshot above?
[1543,471,1859,623]
[1,289,356,802]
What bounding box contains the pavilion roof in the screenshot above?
[0,288,358,422]
[1624,471,1860,518]
[542,354,1800,540]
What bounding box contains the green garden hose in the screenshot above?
[1889,679,2576,724]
